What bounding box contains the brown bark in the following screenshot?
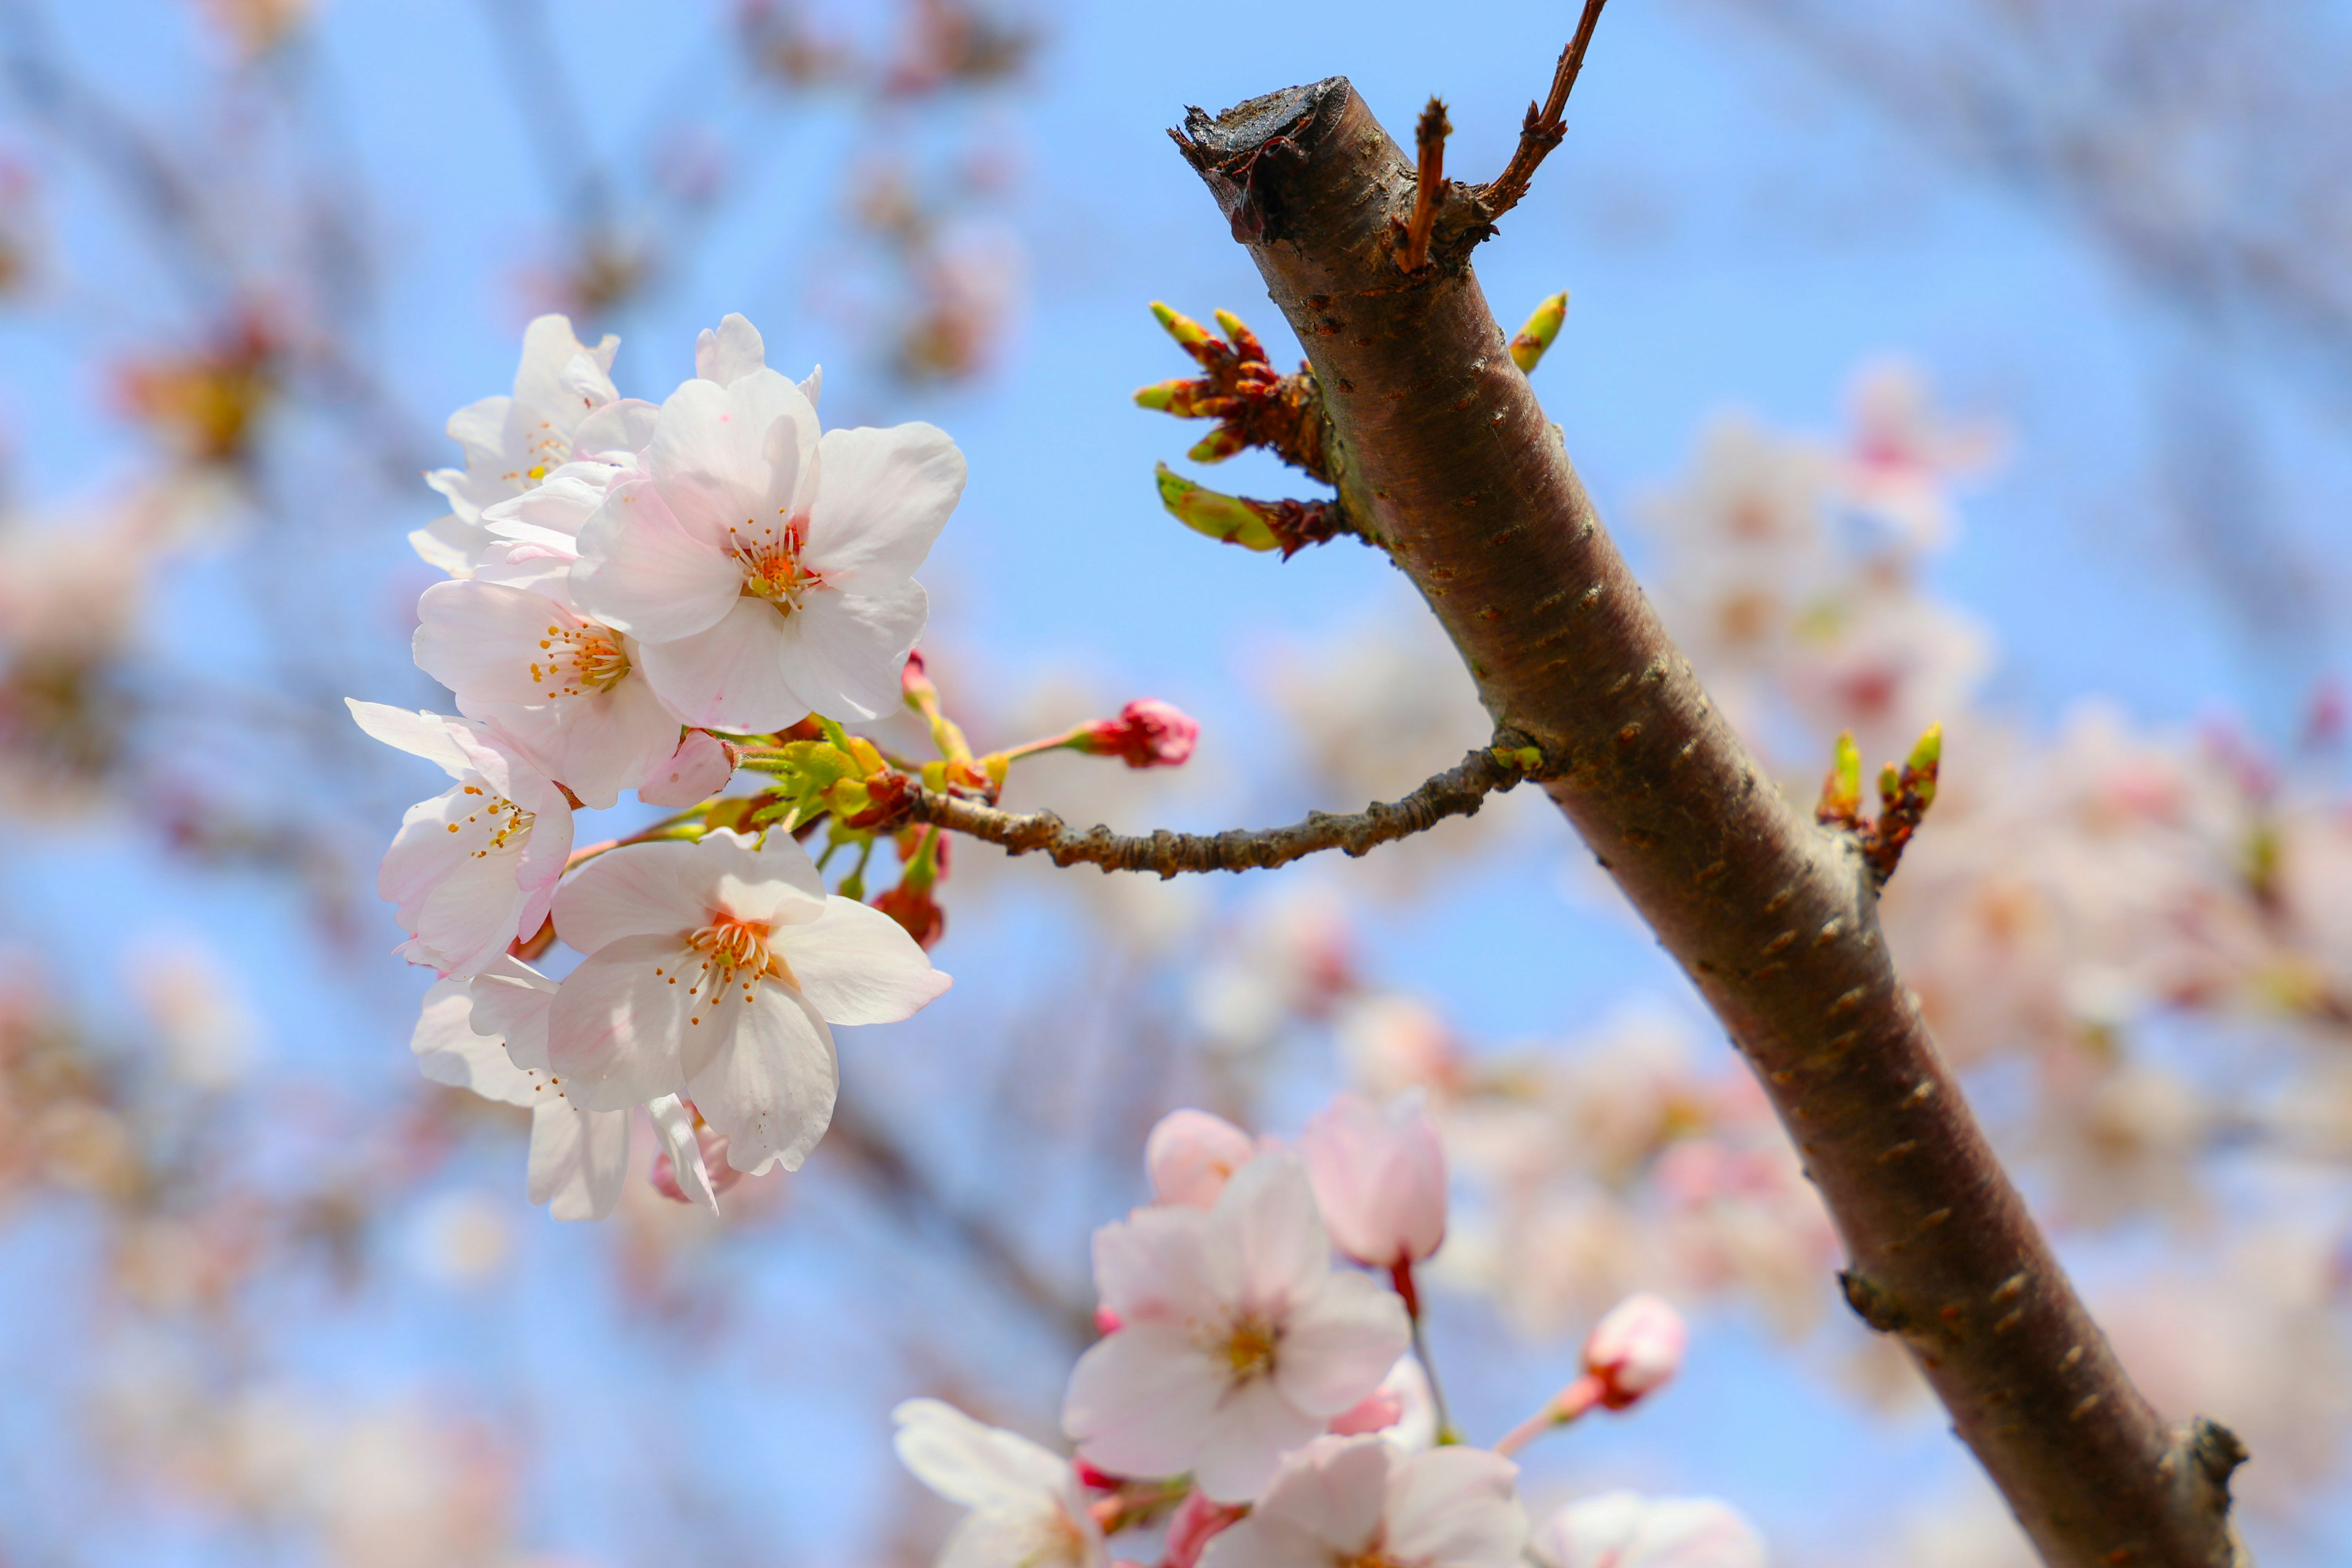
[1171,78,2247,1567]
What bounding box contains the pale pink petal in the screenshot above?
[892,1398,1074,1512]
[571,477,744,643]
[771,580,927,721]
[646,370,816,541]
[1234,1436,1392,1555]
[1204,1152,1329,1309]
[694,313,766,386]
[481,463,614,544]
[1092,1204,1218,1322]
[688,829,828,925]
[573,399,658,461]
[414,580,584,706]
[647,1093,720,1213]
[442,394,513,477]
[1147,1109,1259,1208]
[1384,1447,1526,1567]
[1191,1376,1327,1504]
[1529,1494,1764,1568]
[512,314,616,424]
[379,787,537,977]
[801,423,965,594]
[528,1099,631,1221]
[347,699,473,780]
[411,979,538,1106]
[1301,1092,1448,1268]
[1273,1270,1412,1418]
[638,728,737,807]
[771,895,950,1024]
[636,597,814,733]
[551,840,704,955]
[545,932,696,1110]
[467,954,557,1070]
[685,981,837,1173]
[1063,1321,1224,1480]
[410,513,491,576]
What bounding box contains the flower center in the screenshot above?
[530,619,631,697]
[1220,1314,1278,1382]
[729,513,823,613]
[450,784,532,856]
[686,914,782,980]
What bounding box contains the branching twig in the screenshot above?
[1474,0,1609,224]
[896,746,1528,878]
[1398,96,1450,273]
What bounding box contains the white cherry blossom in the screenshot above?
[1198,1434,1526,1568]
[1063,1152,1411,1502]
[892,1398,1106,1568]
[409,959,631,1221]
[411,578,684,809]
[695,310,823,407]
[411,315,624,576]
[350,701,575,978]
[1528,1492,1766,1568]
[545,829,949,1173]
[568,366,965,728]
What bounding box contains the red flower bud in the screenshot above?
[873,882,946,949]
[1077,698,1198,769]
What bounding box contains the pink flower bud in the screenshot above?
[1298,1092,1447,1269]
[1582,1292,1686,1409]
[1077,698,1198,769]
[651,1118,744,1206]
[1163,1490,1247,1568]
[638,729,739,807]
[1144,1108,1257,1208]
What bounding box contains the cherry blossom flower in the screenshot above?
[1063,1152,1410,1502]
[892,1398,1106,1568]
[1527,1492,1765,1568]
[1300,1092,1447,1271]
[645,1094,733,1213]
[1581,1292,1686,1409]
[411,315,623,576]
[409,959,630,1221]
[568,363,965,728]
[1077,698,1199,769]
[349,701,574,979]
[1145,1107,1259,1208]
[545,829,949,1174]
[637,729,740,808]
[411,579,684,809]
[695,310,823,409]
[1197,1434,1525,1568]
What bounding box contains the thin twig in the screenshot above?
[1476,0,1609,223]
[1398,96,1450,272]
[898,747,1527,878]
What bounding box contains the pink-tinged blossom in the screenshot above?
[350,701,575,979]
[1300,1092,1447,1270]
[1078,698,1199,769]
[568,356,965,729]
[1166,1491,1247,1568]
[694,311,823,408]
[1528,1493,1765,1568]
[892,1398,1107,1568]
[412,315,623,576]
[1197,1434,1525,1568]
[409,958,630,1221]
[1063,1153,1410,1502]
[647,1096,740,1212]
[546,829,949,1173]
[1329,1357,1437,1453]
[412,579,684,810]
[638,729,739,808]
[1581,1293,1686,1410]
[1145,1108,1259,1208]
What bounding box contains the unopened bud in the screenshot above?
[1211,308,1265,363]
[1145,1108,1257,1208]
[1817,729,1863,827]
[1510,290,1568,374]
[1581,1292,1686,1409]
[873,881,946,949]
[1299,1091,1448,1270]
[1076,698,1200,770]
[1163,1490,1248,1568]
[639,729,739,807]
[1187,424,1250,464]
[1149,300,1218,363]
[1155,464,1282,551]
[1906,721,1942,809]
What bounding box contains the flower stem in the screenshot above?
[1392,1261,1459,1446]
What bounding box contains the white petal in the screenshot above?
[645,371,816,542]
[379,786,535,978]
[1273,1270,1412,1419]
[1241,1436,1392,1555]
[410,513,492,576]
[689,829,828,925]
[1091,1204,1219,1322]
[1384,1448,1526,1568]
[1191,1376,1326,1504]
[571,477,744,643]
[800,423,965,594]
[637,728,736,808]
[1062,1321,1224,1482]
[467,954,558,1070]
[648,1093,720,1213]
[892,1398,1072,1512]
[482,464,614,543]
[472,667,682,811]
[415,581,581,706]
[347,700,473,780]
[636,597,813,732]
[528,1099,631,1221]
[685,981,837,1173]
[443,394,513,473]
[552,840,705,954]
[770,581,927,722]
[771,895,950,1024]
[695,313,767,386]
[573,398,660,462]
[1205,1152,1330,1308]
[411,978,540,1107]
[545,933,697,1110]
[513,314,617,431]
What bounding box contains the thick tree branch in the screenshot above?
[897,746,1525,877]
[1171,78,2247,1568]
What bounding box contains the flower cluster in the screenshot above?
[895,1099,1754,1568]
